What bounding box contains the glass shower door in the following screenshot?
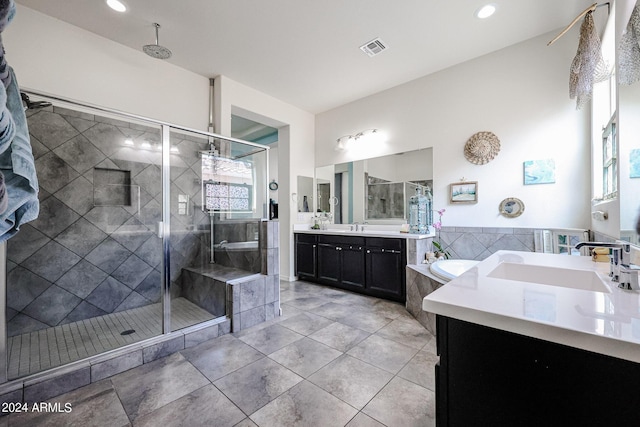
[5,104,164,379]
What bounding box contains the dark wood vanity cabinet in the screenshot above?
[295,233,405,302]
[435,315,640,427]
[317,235,365,290]
[365,237,405,301]
[295,234,317,280]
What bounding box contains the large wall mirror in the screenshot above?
[314,148,433,224]
[617,0,640,246]
[619,69,640,245]
[297,175,313,212]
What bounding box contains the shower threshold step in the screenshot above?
[7,297,215,380]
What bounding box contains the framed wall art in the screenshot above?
[630,149,640,178]
[523,159,555,185]
[450,181,478,204]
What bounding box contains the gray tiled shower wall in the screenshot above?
[6,106,263,337]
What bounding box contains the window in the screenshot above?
[602,117,617,199]
[204,182,252,212]
[201,154,254,213]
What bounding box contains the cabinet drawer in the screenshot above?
[365,237,404,250]
[295,233,317,244]
[319,235,365,246]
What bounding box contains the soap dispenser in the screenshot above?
[409,187,429,234]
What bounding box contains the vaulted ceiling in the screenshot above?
[17,0,593,113]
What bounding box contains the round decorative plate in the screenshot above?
[464,131,500,165]
[269,180,278,191]
[499,197,525,218]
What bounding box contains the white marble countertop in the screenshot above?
[293,224,434,240]
[422,250,640,363]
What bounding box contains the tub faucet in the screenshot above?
[351,222,360,232]
[575,242,638,289]
[217,240,228,248]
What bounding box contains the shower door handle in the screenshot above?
[157,221,163,238]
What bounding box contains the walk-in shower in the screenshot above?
[2,92,272,382]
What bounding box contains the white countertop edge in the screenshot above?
[420,251,640,363]
[422,298,640,363]
[293,229,434,239]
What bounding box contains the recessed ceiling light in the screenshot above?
[475,4,497,19]
[106,0,127,12]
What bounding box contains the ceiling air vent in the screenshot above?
[359,38,388,57]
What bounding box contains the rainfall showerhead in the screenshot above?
[143,23,172,60]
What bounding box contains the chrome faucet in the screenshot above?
[216,240,228,248]
[575,242,638,290]
[351,222,360,232]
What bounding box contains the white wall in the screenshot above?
[215,76,315,280]
[366,149,433,182]
[316,32,592,230]
[5,5,209,130]
[268,145,279,203]
[7,5,315,281]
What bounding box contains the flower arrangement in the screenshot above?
[432,209,451,259]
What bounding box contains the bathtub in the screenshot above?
[430,259,480,282]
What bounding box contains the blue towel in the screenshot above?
[0,67,39,241]
[0,0,15,32]
[0,1,14,88]
[0,171,7,214]
[0,80,14,154]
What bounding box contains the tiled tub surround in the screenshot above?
[406,265,445,336]
[407,226,536,332]
[436,226,535,260]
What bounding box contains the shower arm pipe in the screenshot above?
[19,88,270,152]
[547,2,610,46]
[208,78,215,137]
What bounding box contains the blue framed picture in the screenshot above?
[524,159,555,185]
[630,149,640,178]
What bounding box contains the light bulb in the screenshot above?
[475,4,497,19]
[106,0,127,12]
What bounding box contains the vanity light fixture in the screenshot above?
[475,3,497,19]
[335,128,382,151]
[106,0,127,12]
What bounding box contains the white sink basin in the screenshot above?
[487,262,610,293]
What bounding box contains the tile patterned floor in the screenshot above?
[8,298,215,379]
[5,281,437,426]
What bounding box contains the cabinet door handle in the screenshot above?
[366,250,370,253]
[313,244,316,248]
